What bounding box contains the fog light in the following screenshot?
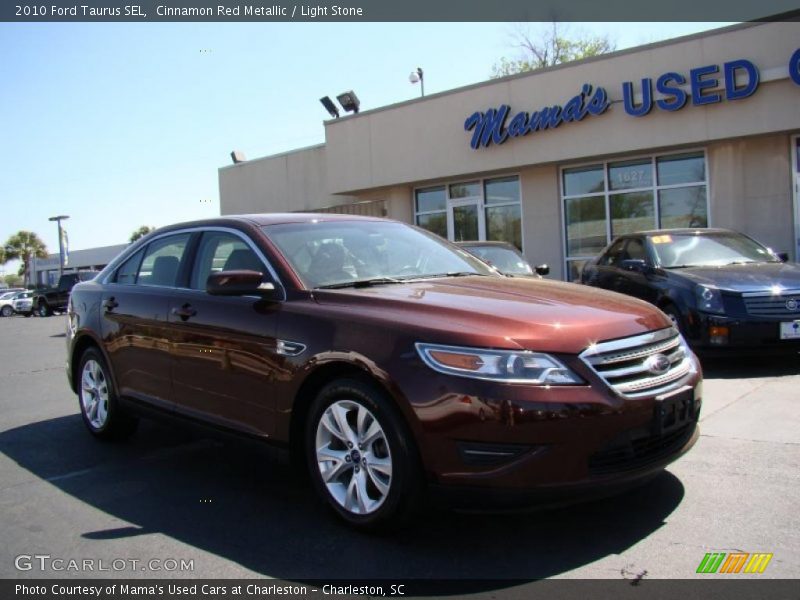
[709,325,729,345]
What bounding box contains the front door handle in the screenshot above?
[103,297,118,311]
[171,303,197,320]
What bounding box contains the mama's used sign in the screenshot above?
[465,48,800,150]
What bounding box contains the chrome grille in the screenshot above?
[742,289,800,318]
[580,328,694,399]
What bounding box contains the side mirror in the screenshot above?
[620,259,648,273]
[206,270,279,298]
[534,264,550,277]
[776,251,789,262]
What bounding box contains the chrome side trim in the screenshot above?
[276,340,307,357]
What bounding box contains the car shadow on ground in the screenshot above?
[0,414,686,589]
[699,353,799,379]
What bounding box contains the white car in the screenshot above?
[12,291,34,317]
[0,290,26,317]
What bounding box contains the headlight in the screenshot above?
[695,285,724,314]
[415,343,583,385]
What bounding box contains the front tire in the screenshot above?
[77,347,138,441]
[0,305,12,317]
[306,378,422,531]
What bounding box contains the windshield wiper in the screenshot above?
[315,277,406,290]
[663,264,698,269]
[416,271,485,279]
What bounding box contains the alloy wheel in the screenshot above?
[80,359,109,429]
[315,400,393,515]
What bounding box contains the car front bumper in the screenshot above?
[687,311,800,354]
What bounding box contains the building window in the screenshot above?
[415,175,522,250]
[562,151,708,281]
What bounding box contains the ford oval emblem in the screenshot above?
[786,298,798,311]
[644,353,671,376]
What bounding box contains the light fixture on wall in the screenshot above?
[336,90,360,114]
[230,150,247,164]
[320,96,340,119]
[409,67,424,97]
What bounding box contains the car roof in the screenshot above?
[156,212,390,233]
[631,227,735,236]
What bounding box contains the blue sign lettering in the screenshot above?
[464,85,608,149]
[790,48,800,86]
[622,79,653,117]
[690,64,722,105]
[465,51,799,149]
[655,72,687,111]
[724,59,759,100]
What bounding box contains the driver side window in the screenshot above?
[600,239,627,266]
[190,232,267,290]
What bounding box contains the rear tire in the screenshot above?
[306,378,422,532]
[37,302,51,317]
[77,347,138,441]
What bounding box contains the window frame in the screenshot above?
[560,148,710,281]
[414,174,524,252]
[106,227,284,299]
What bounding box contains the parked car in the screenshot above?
[34,271,98,317]
[456,241,549,277]
[580,228,800,353]
[0,290,26,317]
[12,291,35,317]
[67,214,701,530]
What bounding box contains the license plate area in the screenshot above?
[653,386,695,436]
[779,321,800,340]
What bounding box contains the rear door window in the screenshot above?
[137,234,191,288]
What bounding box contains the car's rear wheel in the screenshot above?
[306,378,422,531]
[78,348,138,440]
[0,305,12,317]
[37,302,51,317]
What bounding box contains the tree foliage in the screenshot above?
[4,231,48,286]
[130,225,155,243]
[491,23,616,78]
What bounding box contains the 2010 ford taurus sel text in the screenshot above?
[66,214,702,530]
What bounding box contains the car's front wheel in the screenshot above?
[0,305,12,317]
[306,378,422,531]
[78,348,138,440]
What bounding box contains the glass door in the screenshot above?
[448,199,483,242]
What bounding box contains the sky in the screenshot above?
[0,21,735,276]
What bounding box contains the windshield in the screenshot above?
[650,232,780,268]
[464,245,533,276]
[0,292,16,301]
[262,221,493,288]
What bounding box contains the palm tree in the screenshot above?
[4,231,48,287]
[129,225,155,243]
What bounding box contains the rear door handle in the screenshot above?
[171,304,197,320]
[103,297,118,311]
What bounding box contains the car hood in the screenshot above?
[312,276,671,355]
[671,262,800,293]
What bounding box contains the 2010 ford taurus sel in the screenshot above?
[66,214,702,530]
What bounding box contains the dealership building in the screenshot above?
[219,21,800,281]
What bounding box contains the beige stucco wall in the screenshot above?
[323,21,800,195]
[219,145,360,214]
[708,134,796,256]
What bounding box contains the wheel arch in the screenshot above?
[69,332,116,395]
[288,358,423,472]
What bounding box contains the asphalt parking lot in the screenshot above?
[0,315,798,585]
